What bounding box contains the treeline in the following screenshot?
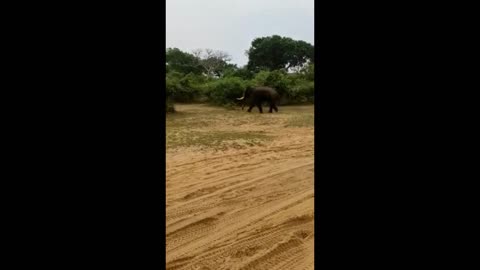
[166,35,314,112]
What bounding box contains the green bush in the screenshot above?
[252,70,290,97]
[299,81,314,102]
[223,66,254,80]
[287,80,314,104]
[300,62,314,81]
[166,72,180,98]
[165,66,314,107]
[250,70,314,104]
[166,72,208,102]
[204,77,249,106]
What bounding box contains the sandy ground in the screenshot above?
[166,104,314,270]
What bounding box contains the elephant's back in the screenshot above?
[253,86,279,96]
[254,86,276,91]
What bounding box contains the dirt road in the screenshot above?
[166,104,314,270]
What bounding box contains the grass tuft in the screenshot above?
[284,114,314,127]
[166,130,268,150]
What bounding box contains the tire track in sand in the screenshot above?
[166,104,314,270]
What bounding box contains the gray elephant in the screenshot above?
[236,86,279,113]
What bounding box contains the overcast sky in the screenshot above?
[166,0,314,67]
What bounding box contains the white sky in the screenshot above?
[166,0,314,67]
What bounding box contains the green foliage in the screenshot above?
[287,80,314,104]
[166,48,203,75]
[165,71,182,98]
[204,77,249,106]
[223,66,254,80]
[165,39,315,108]
[299,62,314,81]
[252,70,290,97]
[246,35,313,72]
[166,71,208,102]
[250,69,314,104]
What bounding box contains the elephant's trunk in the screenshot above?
[237,95,245,110]
[237,88,247,100]
[237,89,247,110]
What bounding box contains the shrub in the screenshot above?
[204,77,249,106]
[166,71,182,97]
[252,70,289,97]
[251,70,269,85]
[166,72,207,102]
[223,66,254,80]
[287,80,314,104]
[300,62,314,81]
[165,67,314,107]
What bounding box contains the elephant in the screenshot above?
[236,86,279,113]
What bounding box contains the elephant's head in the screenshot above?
[236,87,253,110]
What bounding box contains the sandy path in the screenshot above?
[166,104,314,270]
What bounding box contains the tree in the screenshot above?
[223,65,254,80]
[166,48,203,75]
[297,60,314,81]
[193,49,232,78]
[246,35,314,72]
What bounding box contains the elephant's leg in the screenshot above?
[273,104,278,112]
[256,103,263,113]
[268,101,275,113]
[247,104,254,112]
